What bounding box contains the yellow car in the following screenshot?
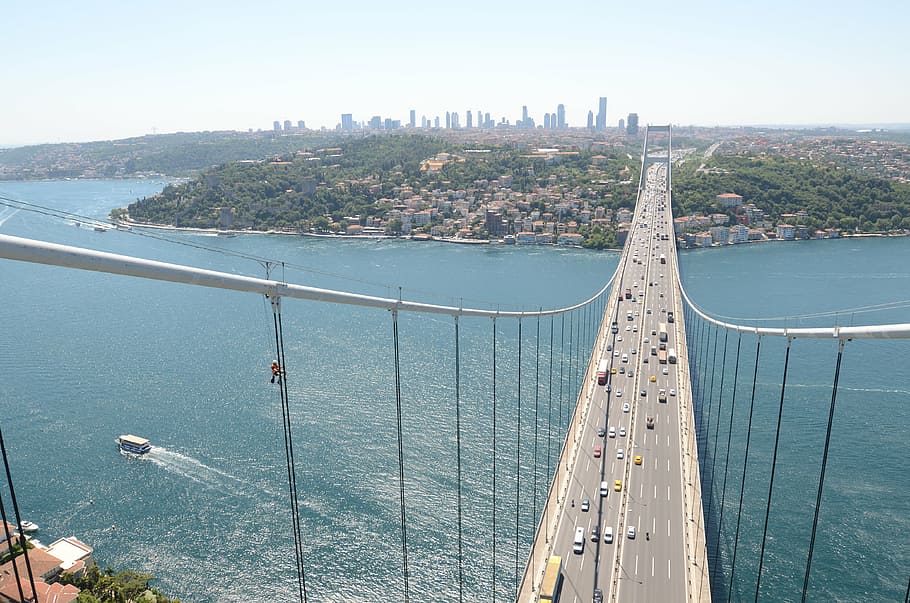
[614,479,623,492]
[634,455,643,465]
[649,375,656,382]
[611,367,617,374]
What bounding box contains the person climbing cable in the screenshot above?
[270,361,283,384]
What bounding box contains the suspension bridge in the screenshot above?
[0,125,908,603]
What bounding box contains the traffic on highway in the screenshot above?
[546,158,692,603]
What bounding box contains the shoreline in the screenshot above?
[116,219,908,252]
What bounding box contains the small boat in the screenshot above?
[116,434,151,456]
[18,521,38,533]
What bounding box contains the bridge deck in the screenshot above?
[519,126,710,603]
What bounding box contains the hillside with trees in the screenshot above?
[120,133,642,245]
[671,154,910,233]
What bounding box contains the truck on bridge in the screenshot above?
[539,555,563,602]
[658,348,668,364]
[597,360,609,386]
[658,322,668,342]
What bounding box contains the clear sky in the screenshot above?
[3,0,908,145]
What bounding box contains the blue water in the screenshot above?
[680,242,910,602]
[0,180,907,602]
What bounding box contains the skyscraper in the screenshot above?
[273,121,281,131]
[587,110,594,129]
[466,110,473,128]
[627,113,639,136]
[409,109,416,128]
[596,97,607,131]
[446,111,451,129]
[341,113,353,131]
[544,113,551,129]
[522,105,529,127]
[557,104,566,129]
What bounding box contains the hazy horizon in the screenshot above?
[4,0,908,146]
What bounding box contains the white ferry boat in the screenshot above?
[116,434,151,456]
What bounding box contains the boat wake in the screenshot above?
[147,447,251,497]
[0,208,20,227]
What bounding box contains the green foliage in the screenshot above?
[61,565,179,603]
[122,134,641,239]
[671,154,910,232]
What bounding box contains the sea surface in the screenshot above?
[0,179,907,602]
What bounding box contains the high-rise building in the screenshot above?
[550,113,557,129]
[557,104,566,129]
[273,121,281,131]
[587,110,594,129]
[618,118,625,133]
[297,120,305,130]
[434,116,440,128]
[522,105,529,127]
[484,112,491,128]
[627,113,639,135]
[283,120,292,131]
[544,114,551,129]
[409,109,416,128]
[452,112,460,128]
[596,97,607,131]
[466,110,473,128]
[341,114,353,131]
[446,111,451,129]
[421,116,428,128]
[369,116,382,129]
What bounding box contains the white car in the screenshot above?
[622,402,630,413]
[625,325,632,331]
[627,526,636,539]
[619,427,626,437]
[670,388,676,397]
[617,448,624,459]
[662,367,669,375]
[608,426,616,438]
[616,389,623,398]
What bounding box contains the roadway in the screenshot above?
[546,160,692,603]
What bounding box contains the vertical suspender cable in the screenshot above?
[729,336,762,603]
[390,310,410,603]
[491,318,498,602]
[559,313,566,429]
[454,316,464,603]
[270,297,307,603]
[547,316,555,484]
[800,338,846,603]
[0,425,37,603]
[703,324,719,490]
[714,332,742,588]
[533,314,541,536]
[754,338,793,602]
[514,318,523,598]
[700,326,725,602]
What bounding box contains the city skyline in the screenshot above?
[2,0,909,146]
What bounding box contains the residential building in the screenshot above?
[776,223,796,240]
[717,192,743,207]
[709,226,730,245]
[730,224,750,244]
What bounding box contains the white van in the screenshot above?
[573,527,585,554]
[603,526,614,544]
[600,481,609,497]
[621,353,629,364]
